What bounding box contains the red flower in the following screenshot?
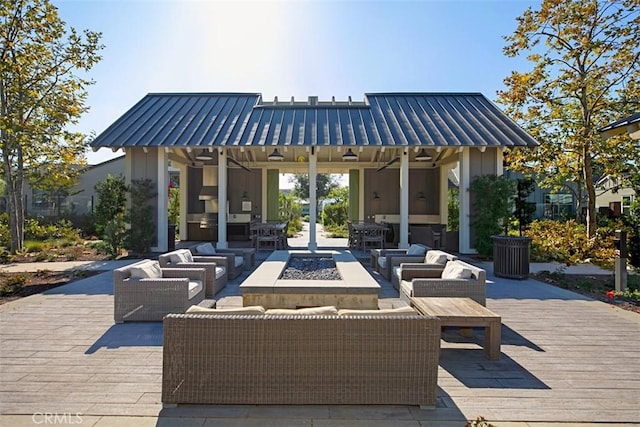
[605,290,615,301]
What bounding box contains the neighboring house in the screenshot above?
[595,175,636,217]
[24,156,125,217]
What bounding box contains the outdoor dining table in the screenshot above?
[349,222,388,251]
[250,222,288,250]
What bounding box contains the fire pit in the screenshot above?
[240,250,380,309]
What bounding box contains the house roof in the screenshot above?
[90,92,539,149]
[598,112,640,140]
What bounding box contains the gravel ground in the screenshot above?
[279,257,341,280]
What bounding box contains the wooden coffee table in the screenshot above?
[410,297,501,360]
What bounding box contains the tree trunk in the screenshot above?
[583,145,596,238]
[3,147,25,254]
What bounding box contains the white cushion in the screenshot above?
[129,261,162,279]
[196,242,216,255]
[338,306,417,317]
[215,266,226,279]
[234,256,244,268]
[426,251,449,265]
[265,306,338,316]
[169,249,193,264]
[441,262,473,279]
[392,266,401,279]
[407,244,427,256]
[185,305,265,315]
[377,256,387,269]
[187,280,203,299]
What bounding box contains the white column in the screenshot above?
[154,148,169,252]
[217,149,228,249]
[459,149,472,254]
[399,150,409,249]
[496,147,504,176]
[308,147,318,250]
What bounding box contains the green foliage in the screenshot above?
[290,174,340,201]
[0,274,27,296]
[278,192,303,236]
[514,178,536,236]
[498,0,640,238]
[0,0,104,253]
[23,218,82,242]
[23,241,46,254]
[0,213,9,247]
[622,198,640,268]
[466,416,496,427]
[447,187,460,231]
[94,174,128,236]
[126,179,156,255]
[168,186,180,234]
[470,175,516,257]
[103,215,127,259]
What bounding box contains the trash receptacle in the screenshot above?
[492,235,530,279]
[168,224,176,251]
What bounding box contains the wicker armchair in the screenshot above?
[391,250,458,289]
[399,259,486,306]
[371,244,431,281]
[159,249,228,297]
[188,243,249,279]
[113,259,205,323]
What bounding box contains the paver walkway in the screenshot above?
[1,233,639,425]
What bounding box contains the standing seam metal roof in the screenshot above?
[90,92,539,148]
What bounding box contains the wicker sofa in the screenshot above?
[159,249,228,297]
[188,242,248,280]
[400,259,487,306]
[371,243,431,281]
[162,312,441,407]
[391,249,459,289]
[113,260,205,323]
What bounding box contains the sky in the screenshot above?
[55,0,538,186]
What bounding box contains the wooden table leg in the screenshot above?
[485,319,501,360]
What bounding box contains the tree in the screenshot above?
[470,175,516,257]
[0,0,103,253]
[498,0,640,238]
[93,174,127,236]
[289,173,340,201]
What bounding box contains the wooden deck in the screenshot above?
[0,256,639,425]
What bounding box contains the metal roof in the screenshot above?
[598,112,640,140]
[90,92,539,149]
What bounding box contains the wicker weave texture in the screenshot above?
[113,263,205,322]
[162,315,441,406]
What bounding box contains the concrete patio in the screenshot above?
[1,233,639,425]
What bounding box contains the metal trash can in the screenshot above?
[492,236,531,279]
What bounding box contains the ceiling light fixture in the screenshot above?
[195,150,214,161]
[267,148,284,161]
[342,148,358,161]
[415,148,433,161]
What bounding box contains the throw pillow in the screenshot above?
[196,242,216,255]
[338,306,417,317]
[129,261,162,279]
[441,262,473,279]
[186,305,265,315]
[426,251,449,265]
[265,306,338,316]
[407,244,427,256]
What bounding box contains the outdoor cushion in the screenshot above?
[188,280,203,299]
[265,306,338,316]
[407,244,427,256]
[185,305,265,315]
[377,256,387,269]
[426,251,448,265]
[129,261,162,279]
[215,266,226,279]
[196,242,216,255]
[169,249,193,264]
[234,256,244,268]
[338,306,417,317]
[441,261,473,280]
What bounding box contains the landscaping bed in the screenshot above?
[0,269,104,305]
[533,271,640,315]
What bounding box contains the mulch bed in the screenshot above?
[0,270,104,305]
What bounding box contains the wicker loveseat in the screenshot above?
[162,312,441,408]
[113,260,205,322]
[400,259,487,306]
[391,249,459,289]
[371,243,431,281]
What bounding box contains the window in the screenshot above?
[543,193,574,219]
[622,195,634,215]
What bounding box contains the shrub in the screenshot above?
[0,274,27,296]
[470,175,516,257]
[0,213,9,247]
[126,179,156,255]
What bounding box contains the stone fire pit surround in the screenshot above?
[239,250,381,309]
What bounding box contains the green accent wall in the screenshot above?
[349,170,359,221]
[267,169,279,221]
